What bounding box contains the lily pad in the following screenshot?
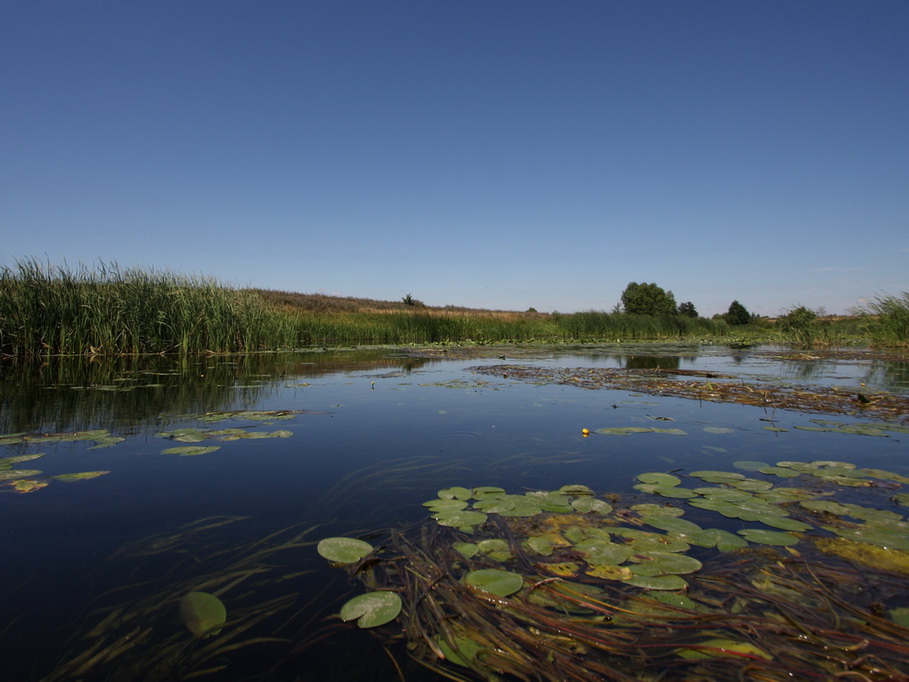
[317,537,374,563]
[340,591,402,628]
[637,472,682,487]
[54,471,110,482]
[161,446,221,456]
[438,486,472,500]
[180,591,227,637]
[571,497,613,514]
[737,528,799,546]
[432,509,487,528]
[437,634,484,667]
[464,569,523,597]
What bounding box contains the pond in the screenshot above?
[1,343,908,681]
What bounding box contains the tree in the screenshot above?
[725,300,752,325]
[620,282,677,316]
[677,301,698,318]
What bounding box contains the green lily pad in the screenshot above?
[637,472,681,486]
[737,529,799,546]
[733,461,771,472]
[180,591,227,637]
[464,569,523,597]
[559,484,594,495]
[472,486,506,500]
[453,542,479,559]
[624,574,688,590]
[54,471,110,482]
[438,486,472,500]
[525,535,555,556]
[433,509,487,528]
[437,634,484,667]
[642,514,702,534]
[340,591,402,628]
[571,497,613,514]
[161,446,221,456]
[423,499,469,512]
[0,469,43,481]
[7,479,48,493]
[629,551,702,576]
[317,537,374,563]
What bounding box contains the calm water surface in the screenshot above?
[1,344,906,680]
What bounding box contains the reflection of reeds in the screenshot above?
[42,517,330,682]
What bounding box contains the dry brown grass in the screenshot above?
[250,289,547,320]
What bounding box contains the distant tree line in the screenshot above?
[619,282,756,325]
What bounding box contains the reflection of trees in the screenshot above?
[0,350,435,434]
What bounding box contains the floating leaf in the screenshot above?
[340,591,402,628]
[0,469,43,481]
[7,479,48,493]
[733,461,771,472]
[423,499,468,512]
[317,537,374,563]
[559,484,594,495]
[703,426,735,434]
[642,514,702,534]
[453,542,479,559]
[472,486,506,500]
[161,446,221,456]
[629,551,702,576]
[624,574,688,590]
[437,634,484,667]
[571,497,613,514]
[180,591,227,637]
[464,569,523,596]
[737,529,799,546]
[432,509,487,528]
[54,471,110,482]
[637,472,681,487]
[438,486,472,500]
[525,535,554,556]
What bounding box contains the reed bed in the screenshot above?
[3,261,902,355]
[860,292,909,347]
[0,260,296,356]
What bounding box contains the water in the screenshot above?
[1,344,907,680]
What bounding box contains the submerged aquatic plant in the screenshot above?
[321,462,909,680]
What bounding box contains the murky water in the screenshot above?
[1,344,907,680]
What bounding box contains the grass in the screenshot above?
[1,261,904,355]
[0,260,296,356]
[859,293,909,348]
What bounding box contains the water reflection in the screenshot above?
[0,350,438,434]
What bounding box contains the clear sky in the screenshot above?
[2,1,907,317]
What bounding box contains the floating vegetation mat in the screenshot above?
[470,364,909,421]
[322,462,909,681]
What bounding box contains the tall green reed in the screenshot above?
[860,293,909,347]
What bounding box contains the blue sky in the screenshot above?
[2,1,906,316]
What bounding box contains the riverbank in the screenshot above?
[1,260,904,355]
